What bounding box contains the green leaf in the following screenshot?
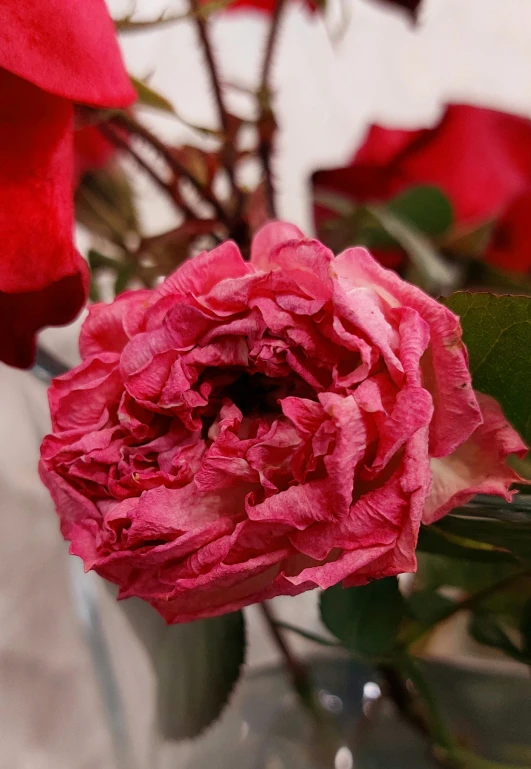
[88,249,117,271]
[320,578,405,659]
[443,292,531,445]
[130,76,176,114]
[119,598,246,740]
[417,523,516,563]
[387,185,453,237]
[406,589,455,624]
[366,204,461,295]
[469,611,529,663]
[401,589,457,645]
[434,510,531,565]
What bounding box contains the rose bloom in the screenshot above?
[40,223,526,623]
[313,103,531,273]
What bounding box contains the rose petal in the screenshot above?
[0,0,135,106]
[0,71,89,367]
[250,221,305,270]
[335,246,482,456]
[423,392,527,523]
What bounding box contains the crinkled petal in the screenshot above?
[156,241,251,299]
[335,246,482,456]
[423,392,527,523]
[79,290,153,360]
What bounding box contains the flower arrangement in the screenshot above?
[3,1,531,767]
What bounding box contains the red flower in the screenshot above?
[74,124,117,182]
[0,1,136,368]
[312,104,531,274]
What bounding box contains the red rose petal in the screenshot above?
[0,70,88,367]
[313,104,531,274]
[0,0,135,106]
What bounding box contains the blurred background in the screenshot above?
[3,0,531,766]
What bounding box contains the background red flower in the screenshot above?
[312,103,531,274]
[0,0,136,368]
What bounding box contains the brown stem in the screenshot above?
[188,0,239,198]
[378,665,457,769]
[260,0,287,89]
[379,665,432,740]
[189,0,229,134]
[257,118,276,219]
[111,112,231,226]
[257,0,286,218]
[259,602,343,764]
[259,602,312,698]
[401,567,531,648]
[98,123,196,220]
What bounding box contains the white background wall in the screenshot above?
[109,0,531,234]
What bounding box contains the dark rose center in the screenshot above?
[198,367,317,439]
[224,371,313,416]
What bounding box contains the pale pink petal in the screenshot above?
[423,392,527,523]
[250,221,305,270]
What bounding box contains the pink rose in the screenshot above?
[39,223,526,623]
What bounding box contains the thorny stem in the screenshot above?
[257,0,286,218]
[274,620,341,647]
[188,0,229,135]
[98,123,197,220]
[111,112,231,226]
[260,0,287,89]
[188,0,239,197]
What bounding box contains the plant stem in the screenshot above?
[259,602,344,763]
[111,112,231,226]
[378,662,458,769]
[259,602,314,699]
[382,657,528,769]
[257,0,286,218]
[98,123,196,220]
[188,0,229,135]
[114,1,235,33]
[188,0,239,199]
[399,656,457,755]
[402,567,531,648]
[260,0,287,91]
[274,620,341,648]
